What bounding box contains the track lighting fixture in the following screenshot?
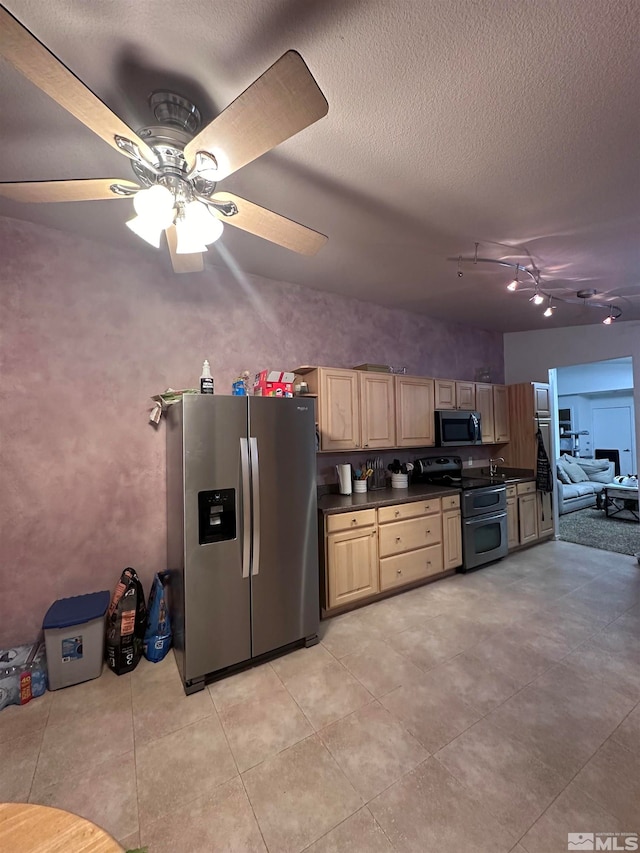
[449,244,622,324]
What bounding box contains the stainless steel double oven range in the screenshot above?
[414,456,508,571]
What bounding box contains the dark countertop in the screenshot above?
[318,484,460,514]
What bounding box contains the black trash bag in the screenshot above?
[106,567,147,675]
[536,427,553,493]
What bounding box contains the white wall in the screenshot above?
[558,392,636,464]
[556,357,633,395]
[504,320,640,476]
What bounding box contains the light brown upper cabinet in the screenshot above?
[435,380,476,410]
[317,368,361,451]
[475,383,495,443]
[456,382,476,410]
[395,375,435,447]
[359,372,396,449]
[493,385,510,443]
[533,383,551,418]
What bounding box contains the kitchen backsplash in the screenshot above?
[317,445,498,487]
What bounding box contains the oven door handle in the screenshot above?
[463,486,506,498]
[463,510,507,526]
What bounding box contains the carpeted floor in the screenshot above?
[559,506,640,556]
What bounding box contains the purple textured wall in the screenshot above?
[0,216,503,645]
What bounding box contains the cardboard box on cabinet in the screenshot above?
[254,370,294,397]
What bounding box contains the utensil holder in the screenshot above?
[369,469,387,490]
[391,473,409,489]
[353,480,367,493]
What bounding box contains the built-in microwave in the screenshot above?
[435,410,482,446]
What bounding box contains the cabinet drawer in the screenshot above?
[326,509,376,533]
[378,499,440,524]
[441,494,460,510]
[506,485,517,498]
[517,481,536,495]
[380,545,443,590]
[379,515,441,557]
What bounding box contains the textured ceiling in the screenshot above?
[1,0,638,332]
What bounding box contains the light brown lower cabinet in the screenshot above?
[326,525,379,609]
[507,481,554,551]
[380,544,443,590]
[506,495,519,549]
[537,490,554,537]
[443,509,462,571]
[518,493,539,544]
[324,495,462,613]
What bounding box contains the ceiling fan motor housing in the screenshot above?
[132,122,217,198]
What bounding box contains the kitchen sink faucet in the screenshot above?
[489,457,505,476]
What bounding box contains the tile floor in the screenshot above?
[2,539,640,852]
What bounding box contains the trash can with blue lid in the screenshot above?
[43,591,110,690]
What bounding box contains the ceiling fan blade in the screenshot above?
[0,178,140,203]
[209,191,327,255]
[0,7,156,165]
[165,226,204,274]
[184,51,328,179]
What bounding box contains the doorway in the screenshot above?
[592,406,634,476]
[554,356,638,556]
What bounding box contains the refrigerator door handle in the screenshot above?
[240,438,251,579]
[250,436,260,576]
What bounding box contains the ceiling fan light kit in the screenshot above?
[0,7,329,273]
[452,245,622,324]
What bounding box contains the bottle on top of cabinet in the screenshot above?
[200,360,214,394]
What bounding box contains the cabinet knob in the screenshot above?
[351,518,357,525]
[394,510,400,517]
[397,569,402,574]
[426,560,431,566]
[395,536,401,542]
[426,529,431,535]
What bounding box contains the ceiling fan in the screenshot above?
[0,6,329,273]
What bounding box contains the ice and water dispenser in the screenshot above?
[198,489,236,544]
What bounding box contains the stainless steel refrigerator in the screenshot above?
[166,394,319,694]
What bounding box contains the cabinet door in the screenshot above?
[518,493,538,544]
[456,382,476,410]
[395,376,435,447]
[359,373,395,449]
[537,490,554,537]
[442,509,462,570]
[493,385,510,442]
[507,496,519,548]
[475,383,495,443]
[327,527,379,609]
[434,379,455,410]
[319,368,360,451]
[533,383,551,418]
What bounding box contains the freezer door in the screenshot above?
[182,395,251,681]
[249,397,319,657]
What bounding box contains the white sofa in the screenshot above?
[556,456,615,515]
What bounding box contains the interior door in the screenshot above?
[592,406,635,475]
[249,397,319,657]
